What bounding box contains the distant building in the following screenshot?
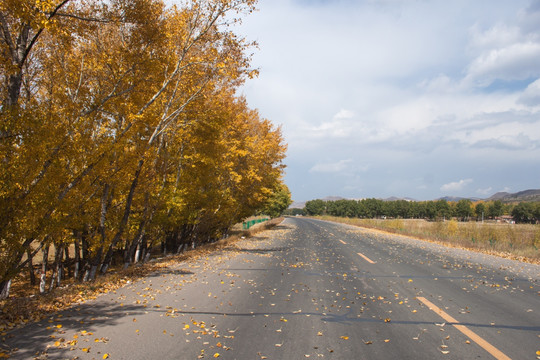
[496,215,515,224]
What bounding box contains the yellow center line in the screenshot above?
[417,297,512,360]
[357,252,376,264]
[339,240,347,244]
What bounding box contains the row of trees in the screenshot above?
[304,198,540,223]
[0,0,288,299]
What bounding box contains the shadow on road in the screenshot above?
[146,268,195,278]
[3,301,147,359]
[230,246,290,254]
[154,308,540,332]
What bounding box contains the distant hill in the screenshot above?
[383,196,417,202]
[290,189,540,208]
[289,200,306,209]
[322,196,346,201]
[436,196,482,202]
[486,189,540,202]
[289,196,345,209]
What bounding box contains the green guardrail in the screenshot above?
[242,217,269,230]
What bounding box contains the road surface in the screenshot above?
[3,217,539,359]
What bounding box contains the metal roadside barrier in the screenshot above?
[242,217,269,230]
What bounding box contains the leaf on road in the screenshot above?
[340,336,349,340]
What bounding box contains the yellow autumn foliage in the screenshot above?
[0,0,286,298]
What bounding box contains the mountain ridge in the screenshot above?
[289,189,540,208]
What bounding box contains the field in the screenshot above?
[316,216,540,263]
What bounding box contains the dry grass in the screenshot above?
[0,218,284,332]
[316,216,540,264]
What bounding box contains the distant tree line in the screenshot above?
[299,198,540,224]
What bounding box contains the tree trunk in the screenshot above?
[134,242,141,263]
[73,232,81,280]
[141,235,150,263]
[49,244,62,291]
[0,280,12,300]
[6,72,23,108]
[176,243,185,254]
[101,159,144,274]
[124,220,147,269]
[64,246,71,278]
[26,248,36,286]
[81,230,90,280]
[40,244,50,294]
[84,184,109,282]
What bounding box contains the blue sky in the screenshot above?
[236,0,540,201]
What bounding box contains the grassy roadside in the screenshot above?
[0,218,283,333]
[312,216,540,264]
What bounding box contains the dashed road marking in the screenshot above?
[357,252,376,264]
[417,297,511,360]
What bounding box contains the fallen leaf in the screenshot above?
[103,354,109,359]
[340,336,349,340]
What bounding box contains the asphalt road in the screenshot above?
[3,217,539,360]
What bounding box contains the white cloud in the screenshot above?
[468,23,521,52]
[333,109,354,120]
[476,187,493,196]
[440,179,473,192]
[309,159,352,173]
[518,77,540,105]
[464,42,540,86]
[235,0,540,201]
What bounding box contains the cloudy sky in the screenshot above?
[236,0,540,201]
